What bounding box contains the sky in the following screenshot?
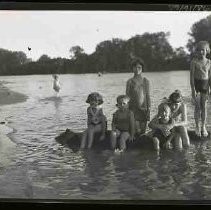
[0,10,211,61]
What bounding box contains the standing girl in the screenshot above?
[53,74,61,96]
[190,41,211,137]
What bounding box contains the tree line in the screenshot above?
[0,15,211,75]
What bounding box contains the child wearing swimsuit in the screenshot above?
[190,41,211,137]
[80,92,107,149]
[110,95,135,152]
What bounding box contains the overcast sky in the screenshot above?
[0,11,210,61]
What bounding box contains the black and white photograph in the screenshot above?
[1,4,211,202]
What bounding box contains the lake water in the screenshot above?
[1,71,211,200]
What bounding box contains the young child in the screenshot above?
[53,74,61,96]
[148,103,175,151]
[110,95,135,152]
[80,92,107,149]
[126,58,151,135]
[190,41,211,137]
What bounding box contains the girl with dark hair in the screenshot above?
[80,92,107,149]
[126,58,151,136]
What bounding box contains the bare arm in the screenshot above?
[111,113,117,131]
[190,60,196,98]
[126,80,131,97]
[129,111,135,138]
[148,115,161,130]
[87,107,92,127]
[174,103,188,127]
[145,78,151,109]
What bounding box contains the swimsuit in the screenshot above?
[194,79,209,94]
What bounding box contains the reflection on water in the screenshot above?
[0,72,211,199]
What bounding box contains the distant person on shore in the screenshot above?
[80,92,107,149]
[190,41,211,137]
[110,95,135,152]
[148,103,175,151]
[53,74,61,96]
[126,58,151,136]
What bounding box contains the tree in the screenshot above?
[187,15,211,55]
[69,46,84,60]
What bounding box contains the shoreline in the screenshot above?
[0,81,28,106]
[0,81,28,158]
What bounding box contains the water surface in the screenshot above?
[1,71,211,200]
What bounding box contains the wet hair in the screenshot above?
[131,58,145,72]
[168,90,183,104]
[157,103,171,117]
[116,95,130,106]
[196,41,210,54]
[86,92,103,105]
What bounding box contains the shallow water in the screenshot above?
[1,71,211,200]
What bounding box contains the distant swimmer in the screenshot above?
[28,47,31,51]
[98,72,103,77]
[52,74,61,96]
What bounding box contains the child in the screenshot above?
[110,95,135,152]
[53,74,61,96]
[126,58,151,135]
[190,41,211,137]
[148,103,175,151]
[80,92,107,149]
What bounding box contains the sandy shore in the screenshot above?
[0,81,28,166]
[0,81,28,106]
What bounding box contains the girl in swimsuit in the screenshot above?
[80,92,107,149]
[110,95,135,152]
[190,41,211,137]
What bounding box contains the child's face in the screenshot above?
[90,100,98,107]
[160,109,171,121]
[198,46,207,58]
[117,99,128,110]
[133,64,143,75]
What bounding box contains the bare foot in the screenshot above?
[202,126,208,137]
[195,127,201,137]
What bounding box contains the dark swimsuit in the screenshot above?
[194,79,209,94]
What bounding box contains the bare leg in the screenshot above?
[87,128,95,149]
[173,133,183,150]
[140,121,147,134]
[177,126,190,147]
[80,130,88,149]
[135,121,147,135]
[201,93,208,137]
[110,131,117,150]
[152,137,160,151]
[194,94,201,136]
[87,124,103,149]
[119,132,130,151]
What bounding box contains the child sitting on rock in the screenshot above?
[148,103,175,151]
[110,95,135,152]
[80,92,107,149]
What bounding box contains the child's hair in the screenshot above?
[86,92,103,105]
[116,95,130,107]
[131,58,145,72]
[53,74,58,79]
[157,103,171,117]
[168,90,183,104]
[196,41,210,54]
